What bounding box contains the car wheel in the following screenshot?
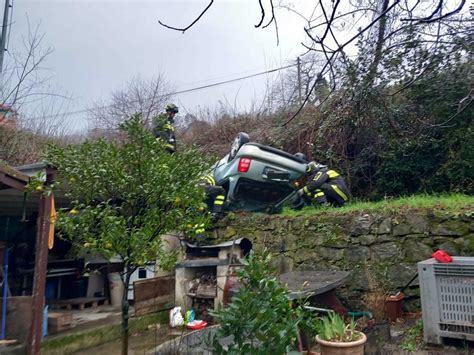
[228,132,250,162]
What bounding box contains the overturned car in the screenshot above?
[211,133,307,213]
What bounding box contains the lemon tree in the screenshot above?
[46,114,210,354]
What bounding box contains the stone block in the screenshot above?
[403,239,433,262]
[347,267,371,291]
[347,246,370,263]
[387,264,418,288]
[371,242,400,260]
[224,226,237,238]
[431,220,469,236]
[317,247,345,261]
[351,214,373,235]
[404,233,433,245]
[406,214,429,234]
[435,241,458,255]
[322,234,351,248]
[376,217,392,234]
[392,223,411,236]
[359,234,392,246]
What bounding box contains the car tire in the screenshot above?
[228,132,250,162]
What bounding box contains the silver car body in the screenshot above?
[211,143,307,212]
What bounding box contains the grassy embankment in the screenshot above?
[281,193,474,217]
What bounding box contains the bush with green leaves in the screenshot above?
[315,312,361,343]
[210,252,312,354]
[45,114,211,354]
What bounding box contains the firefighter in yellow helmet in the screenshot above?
[153,103,178,153]
[293,161,350,209]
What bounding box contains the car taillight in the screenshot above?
[238,157,252,172]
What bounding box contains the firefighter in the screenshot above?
[153,103,178,153]
[293,161,350,209]
[198,173,226,220]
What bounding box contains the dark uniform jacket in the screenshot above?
[153,113,176,153]
[304,167,350,204]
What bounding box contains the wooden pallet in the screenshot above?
[51,297,108,311]
[48,312,73,333]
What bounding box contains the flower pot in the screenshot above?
[315,331,367,355]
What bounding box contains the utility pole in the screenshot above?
[296,57,302,105]
[0,0,11,75]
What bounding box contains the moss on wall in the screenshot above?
[212,207,473,311]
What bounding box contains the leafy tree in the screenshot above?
[45,114,210,354]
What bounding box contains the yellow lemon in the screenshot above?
[84,242,91,248]
[174,197,182,204]
[69,209,78,215]
[69,177,76,183]
[105,242,112,249]
[35,185,43,192]
[186,224,193,229]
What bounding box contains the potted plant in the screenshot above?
[315,312,367,355]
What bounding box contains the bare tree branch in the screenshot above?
[401,0,466,23]
[158,0,214,33]
[255,0,265,28]
[283,0,403,126]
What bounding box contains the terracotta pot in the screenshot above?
[315,331,367,355]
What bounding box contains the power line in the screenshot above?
[26,62,298,120]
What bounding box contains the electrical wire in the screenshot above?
[26,62,298,120]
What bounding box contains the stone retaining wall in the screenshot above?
[211,208,473,311]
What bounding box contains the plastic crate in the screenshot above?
[418,257,474,344]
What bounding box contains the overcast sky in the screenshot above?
[7,0,311,132]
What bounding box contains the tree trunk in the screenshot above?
[121,271,132,355]
[366,0,390,87]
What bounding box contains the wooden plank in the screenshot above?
[50,297,108,310]
[133,275,175,316]
[0,163,29,183]
[0,339,18,345]
[134,295,174,317]
[133,276,175,302]
[48,312,73,327]
[0,175,26,191]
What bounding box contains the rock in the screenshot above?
[224,226,237,238]
[322,234,351,248]
[435,241,458,255]
[393,223,411,236]
[404,233,433,246]
[406,214,428,234]
[347,246,370,263]
[317,247,345,261]
[432,210,452,222]
[351,214,373,235]
[377,217,392,234]
[403,239,433,262]
[348,268,371,291]
[359,234,377,246]
[387,263,418,288]
[431,220,470,236]
[390,329,404,338]
[372,242,401,260]
[359,234,392,246]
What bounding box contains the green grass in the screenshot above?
[280,193,474,217]
[400,320,424,351]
